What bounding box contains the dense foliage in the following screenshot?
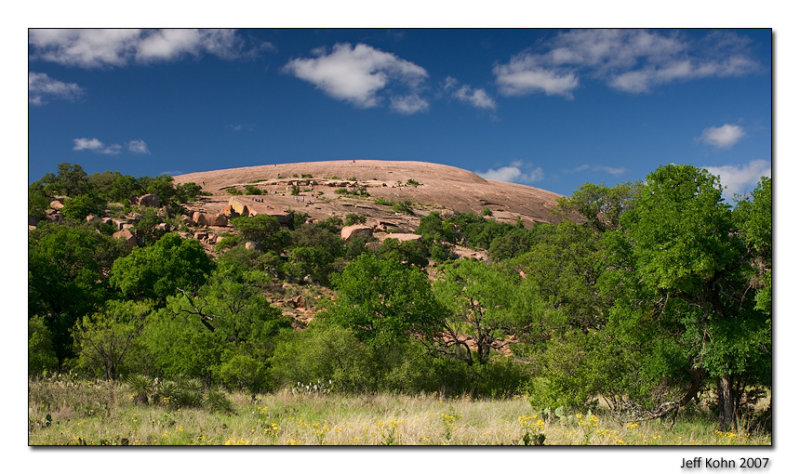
[28,162,771,432]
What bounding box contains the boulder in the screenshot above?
[228,198,249,217]
[194,231,208,240]
[49,200,64,210]
[155,222,172,232]
[245,241,261,250]
[221,204,239,218]
[290,295,306,309]
[85,214,100,224]
[128,212,143,221]
[192,212,217,226]
[341,224,373,241]
[45,210,64,224]
[113,229,137,249]
[111,218,127,230]
[379,233,422,243]
[210,213,228,227]
[137,194,160,208]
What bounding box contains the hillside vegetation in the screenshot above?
[28,161,772,445]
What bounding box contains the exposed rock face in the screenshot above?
[45,209,64,224]
[192,212,222,227]
[221,204,239,218]
[138,194,160,208]
[379,233,422,242]
[228,198,249,217]
[210,214,228,227]
[341,224,373,241]
[113,229,137,249]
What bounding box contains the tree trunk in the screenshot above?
[718,374,736,431]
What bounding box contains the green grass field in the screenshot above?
[28,376,770,446]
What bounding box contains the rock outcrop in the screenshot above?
[113,229,137,249]
[138,194,160,207]
[341,224,373,241]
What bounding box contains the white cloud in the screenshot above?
[72,137,104,151]
[704,159,770,200]
[476,161,544,184]
[29,29,244,68]
[29,72,83,105]
[390,95,429,114]
[72,137,121,155]
[700,124,746,148]
[494,60,579,97]
[128,139,150,154]
[494,29,760,97]
[283,43,428,112]
[444,76,496,110]
[567,164,627,175]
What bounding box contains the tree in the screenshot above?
[620,164,770,429]
[29,223,129,362]
[73,300,152,380]
[28,316,58,374]
[143,264,291,386]
[40,162,92,197]
[322,253,446,349]
[555,181,640,232]
[230,215,291,252]
[109,233,214,302]
[432,259,530,365]
[60,194,106,221]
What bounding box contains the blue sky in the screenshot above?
[28,28,771,198]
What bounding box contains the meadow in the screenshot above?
[28,375,770,446]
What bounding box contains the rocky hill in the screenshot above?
[173,160,563,238]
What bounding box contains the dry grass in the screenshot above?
[28,376,771,446]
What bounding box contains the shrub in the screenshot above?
[271,325,378,393]
[226,187,243,195]
[406,179,420,187]
[28,316,59,374]
[301,173,313,178]
[392,200,415,215]
[345,213,367,226]
[291,186,300,195]
[244,185,263,195]
[206,389,235,414]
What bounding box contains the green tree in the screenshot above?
[28,316,59,374]
[555,181,640,232]
[432,259,530,365]
[322,253,445,349]
[231,215,291,252]
[73,300,152,380]
[40,162,92,197]
[620,164,770,429]
[143,265,290,384]
[109,233,214,302]
[60,194,106,221]
[29,223,129,362]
